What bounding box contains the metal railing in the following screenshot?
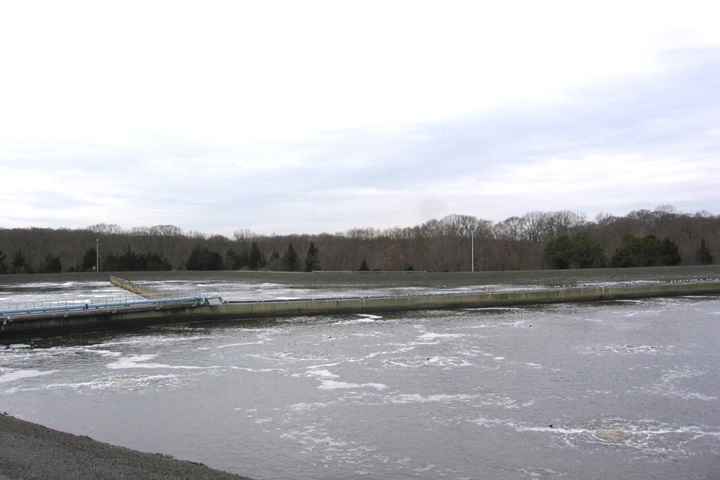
[0,294,224,319]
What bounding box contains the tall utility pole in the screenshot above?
[96,239,99,273]
[463,225,475,272]
[471,230,474,272]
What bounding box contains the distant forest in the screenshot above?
[0,206,717,274]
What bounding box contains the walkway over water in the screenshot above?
[2,275,720,342]
[0,294,216,319]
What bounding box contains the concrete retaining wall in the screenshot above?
[109,276,164,299]
[200,281,720,320]
[2,280,720,341]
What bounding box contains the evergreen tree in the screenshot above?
[264,250,281,271]
[543,235,573,269]
[226,248,248,270]
[611,235,645,267]
[0,250,7,274]
[696,238,714,265]
[185,247,202,271]
[304,242,320,272]
[611,235,681,267]
[186,246,224,270]
[571,232,606,268]
[359,258,370,271]
[82,248,98,271]
[282,243,301,271]
[104,248,173,271]
[11,251,30,273]
[660,237,681,266]
[39,254,62,273]
[144,253,172,271]
[543,233,605,269]
[248,241,264,270]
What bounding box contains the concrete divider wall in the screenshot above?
[194,281,720,320]
[109,276,163,299]
[3,280,720,341]
[1,304,200,339]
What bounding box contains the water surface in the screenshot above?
[1,283,719,479]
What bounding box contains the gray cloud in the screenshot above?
[1,47,718,235]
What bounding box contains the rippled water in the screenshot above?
[1,282,719,479]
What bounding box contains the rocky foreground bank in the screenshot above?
[0,414,253,480]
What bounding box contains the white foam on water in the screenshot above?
[382,357,432,368]
[216,341,267,349]
[319,380,387,391]
[470,416,515,428]
[518,424,586,435]
[280,428,361,463]
[287,402,332,412]
[106,354,208,370]
[428,356,475,368]
[231,366,288,374]
[462,319,529,329]
[50,346,123,358]
[45,374,181,392]
[3,373,183,394]
[307,368,338,379]
[474,415,720,460]
[253,417,274,424]
[474,393,525,409]
[391,393,478,404]
[306,367,387,391]
[0,369,57,384]
[415,464,436,473]
[646,367,718,401]
[416,332,465,343]
[277,421,429,476]
[464,307,524,312]
[96,336,208,348]
[579,344,661,356]
[276,351,330,362]
[84,349,122,357]
[335,314,383,325]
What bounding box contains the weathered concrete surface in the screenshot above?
[0,300,209,341]
[203,280,720,318]
[109,276,164,298]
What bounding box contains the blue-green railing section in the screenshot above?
[0,294,224,320]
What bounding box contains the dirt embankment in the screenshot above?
[0,413,253,480]
[3,265,720,289]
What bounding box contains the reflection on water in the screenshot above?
[1,282,719,479]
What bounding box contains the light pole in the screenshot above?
[471,230,474,273]
[463,226,475,272]
[96,239,99,273]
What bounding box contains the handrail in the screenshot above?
[0,295,224,317]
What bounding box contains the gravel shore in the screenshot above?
[0,413,253,480]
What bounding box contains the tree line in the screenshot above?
[0,206,717,274]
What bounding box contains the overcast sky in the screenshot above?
[1,1,719,236]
